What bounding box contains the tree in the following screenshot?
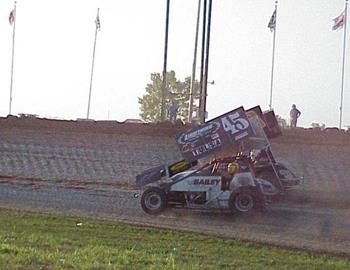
[138,71,199,122]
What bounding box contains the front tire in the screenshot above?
[141,187,167,215]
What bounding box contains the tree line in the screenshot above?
[138,71,200,123]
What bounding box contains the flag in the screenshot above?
[95,12,100,30]
[9,9,15,25]
[268,10,276,32]
[332,11,345,31]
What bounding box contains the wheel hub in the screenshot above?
[145,193,161,210]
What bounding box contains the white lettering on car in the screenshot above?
[193,179,220,185]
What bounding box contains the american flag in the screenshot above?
[9,9,15,25]
[268,10,276,32]
[95,12,100,30]
[332,11,345,31]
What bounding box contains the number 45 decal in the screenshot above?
[221,112,250,134]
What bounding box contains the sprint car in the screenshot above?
[136,156,282,215]
[136,106,302,215]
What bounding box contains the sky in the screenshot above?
[1,0,349,128]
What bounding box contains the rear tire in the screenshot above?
[229,191,256,214]
[141,187,167,215]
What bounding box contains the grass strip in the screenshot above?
[0,209,349,270]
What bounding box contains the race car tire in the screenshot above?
[141,187,167,215]
[229,190,256,214]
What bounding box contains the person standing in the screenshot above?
[168,102,178,122]
[290,104,301,128]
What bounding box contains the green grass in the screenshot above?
[0,209,349,269]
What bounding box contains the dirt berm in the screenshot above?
[0,115,349,207]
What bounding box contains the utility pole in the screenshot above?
[161,0,170,121]
[198,0,207,123]
[202,0,213,123]
[188,0,201,123]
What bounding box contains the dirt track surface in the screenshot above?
[1,182,350,257]
[1,117,350,256]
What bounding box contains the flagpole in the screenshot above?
[339,0,348,129]
[269,0,278,110]
[9,1,17,115]
[269,0,278,111]
[87,8,99,119]
[188,0,201,123]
